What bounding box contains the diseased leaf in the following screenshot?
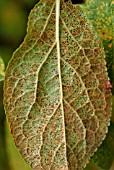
[4,0,111,169]
[0,56,5,81]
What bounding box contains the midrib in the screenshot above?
[56,0,68,166]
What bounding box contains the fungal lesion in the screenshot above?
[105,80,112,94]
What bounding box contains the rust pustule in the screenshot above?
[105,80,112,94]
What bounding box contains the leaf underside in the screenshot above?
[4,0,111,170]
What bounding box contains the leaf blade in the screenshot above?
[4,0,111,169]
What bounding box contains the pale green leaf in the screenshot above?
[0,56,5,81]
[4,0,111,169]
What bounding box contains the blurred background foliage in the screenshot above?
[0,57,5,81]
[0,0,113,170]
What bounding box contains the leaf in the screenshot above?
[82,0,113,85]
[91,122,114,170]
[0,56,5,81]
[4,0,111,169]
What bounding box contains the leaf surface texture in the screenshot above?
[4,0,111,169]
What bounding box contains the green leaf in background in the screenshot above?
[83,0,113,85]
[4,0,112,169]
[0,56,5,81]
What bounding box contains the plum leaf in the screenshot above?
[4,0,111,169]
